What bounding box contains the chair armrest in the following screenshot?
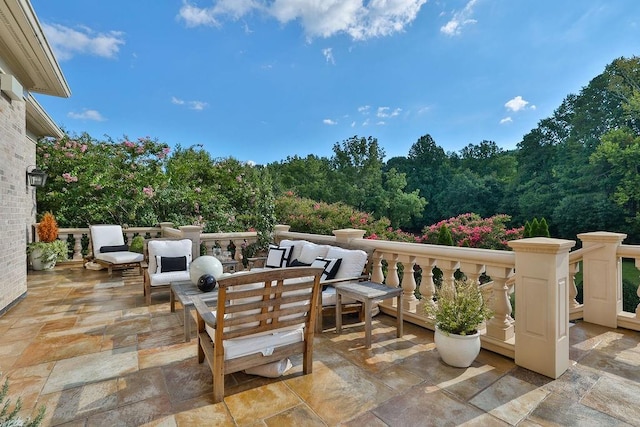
[193,296,217,328]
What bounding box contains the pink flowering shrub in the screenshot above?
[418,213,523,250]
[275,193,417,242]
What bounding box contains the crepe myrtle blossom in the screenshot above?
[62,173,78,183]
[142,186,155,198]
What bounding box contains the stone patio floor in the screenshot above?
[1,266,640,426]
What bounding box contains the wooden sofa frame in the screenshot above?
[193,266,323,403]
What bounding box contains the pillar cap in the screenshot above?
[508,237,575,254]
[577,231,627,243]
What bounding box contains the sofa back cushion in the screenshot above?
[279,240,308,264]
[325,246,368,280]
[297,242,331,264]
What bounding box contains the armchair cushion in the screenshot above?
[90,224,144,264]
[147,239,192,275]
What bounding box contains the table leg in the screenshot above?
[335,291,343,333]
[184,306,191,342]
[170,289,176,313]
[364,298,372,348]
[396,293,403,338]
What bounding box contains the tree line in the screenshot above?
[267,56,640,243]
[37,56,640,244]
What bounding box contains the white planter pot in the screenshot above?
[30,249,56,271]
[434,327,481,368]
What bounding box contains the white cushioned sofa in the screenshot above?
[256,239,372,331]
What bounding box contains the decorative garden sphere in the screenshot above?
[189,255,223,285]
[197,274,217,292]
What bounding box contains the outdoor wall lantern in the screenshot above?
[26,166,48,187]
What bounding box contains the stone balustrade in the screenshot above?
[272,226,640,380]
[34,222,640,380]
[33,222,258,266]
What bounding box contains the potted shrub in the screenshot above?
[27,212,68,270]
[425,279,493,367]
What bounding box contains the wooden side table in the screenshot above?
[335,281,403,348]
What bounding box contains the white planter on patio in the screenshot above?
[434,326,481,368]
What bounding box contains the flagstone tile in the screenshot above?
[37,379,118,425]
[86,395,172,426]
[42,346,138,394]
[581,375,640,425]
[225,381,301,425]
[138,342,196,370]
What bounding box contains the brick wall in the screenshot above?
[0,91,35,314]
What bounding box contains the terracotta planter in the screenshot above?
[434,326,481,368]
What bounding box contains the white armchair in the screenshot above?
[144,239,193,304]
[89,225,145,277]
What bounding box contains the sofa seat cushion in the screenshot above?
[95,251,144,264]
[149,270,191,287]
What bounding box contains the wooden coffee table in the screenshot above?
[170,280,218,342]
[335,281,403,348]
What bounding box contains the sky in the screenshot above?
[31,0,640,165]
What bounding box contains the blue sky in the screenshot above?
[31,0,640,165]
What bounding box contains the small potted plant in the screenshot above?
[425,278,493,368]
[27,212,68,270]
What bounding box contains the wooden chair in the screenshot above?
[193,266,323,403]
[143,238,192,304]
[89,225,144,276]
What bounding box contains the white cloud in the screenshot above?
[42,23,125,61]
[500,117,513,124]
[67,109,106,121]
[358,105,371,114]
[323,118,337,125]
[189,101,208,110]
[440,0,477,36]
[351,121,356,127]
[178,0,427,41]
[172,97,208,111]
[377,106,402,118]
[322,47,335,64]
[505,96,530,112]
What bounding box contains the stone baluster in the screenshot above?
[459,262,485,284]
[417,258,437,316]
[438,260,459,292]
[386,254,400,288]
[401,256,418,312]
[72,232,83,260]
[485,266,514,341]
[568,260,581,311]
[371,252,385,284]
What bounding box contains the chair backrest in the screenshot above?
[90,225,125,255]
[215,267,323,341]
[147,239,193,274]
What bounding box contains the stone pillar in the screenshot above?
[179,225,203,260]
[508,237,575,379]
[273,224,291,242]
[333,228,366,244]
[578,232,626,328]
[158,222,173,236]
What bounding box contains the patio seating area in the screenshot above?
[1,266,640,426]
